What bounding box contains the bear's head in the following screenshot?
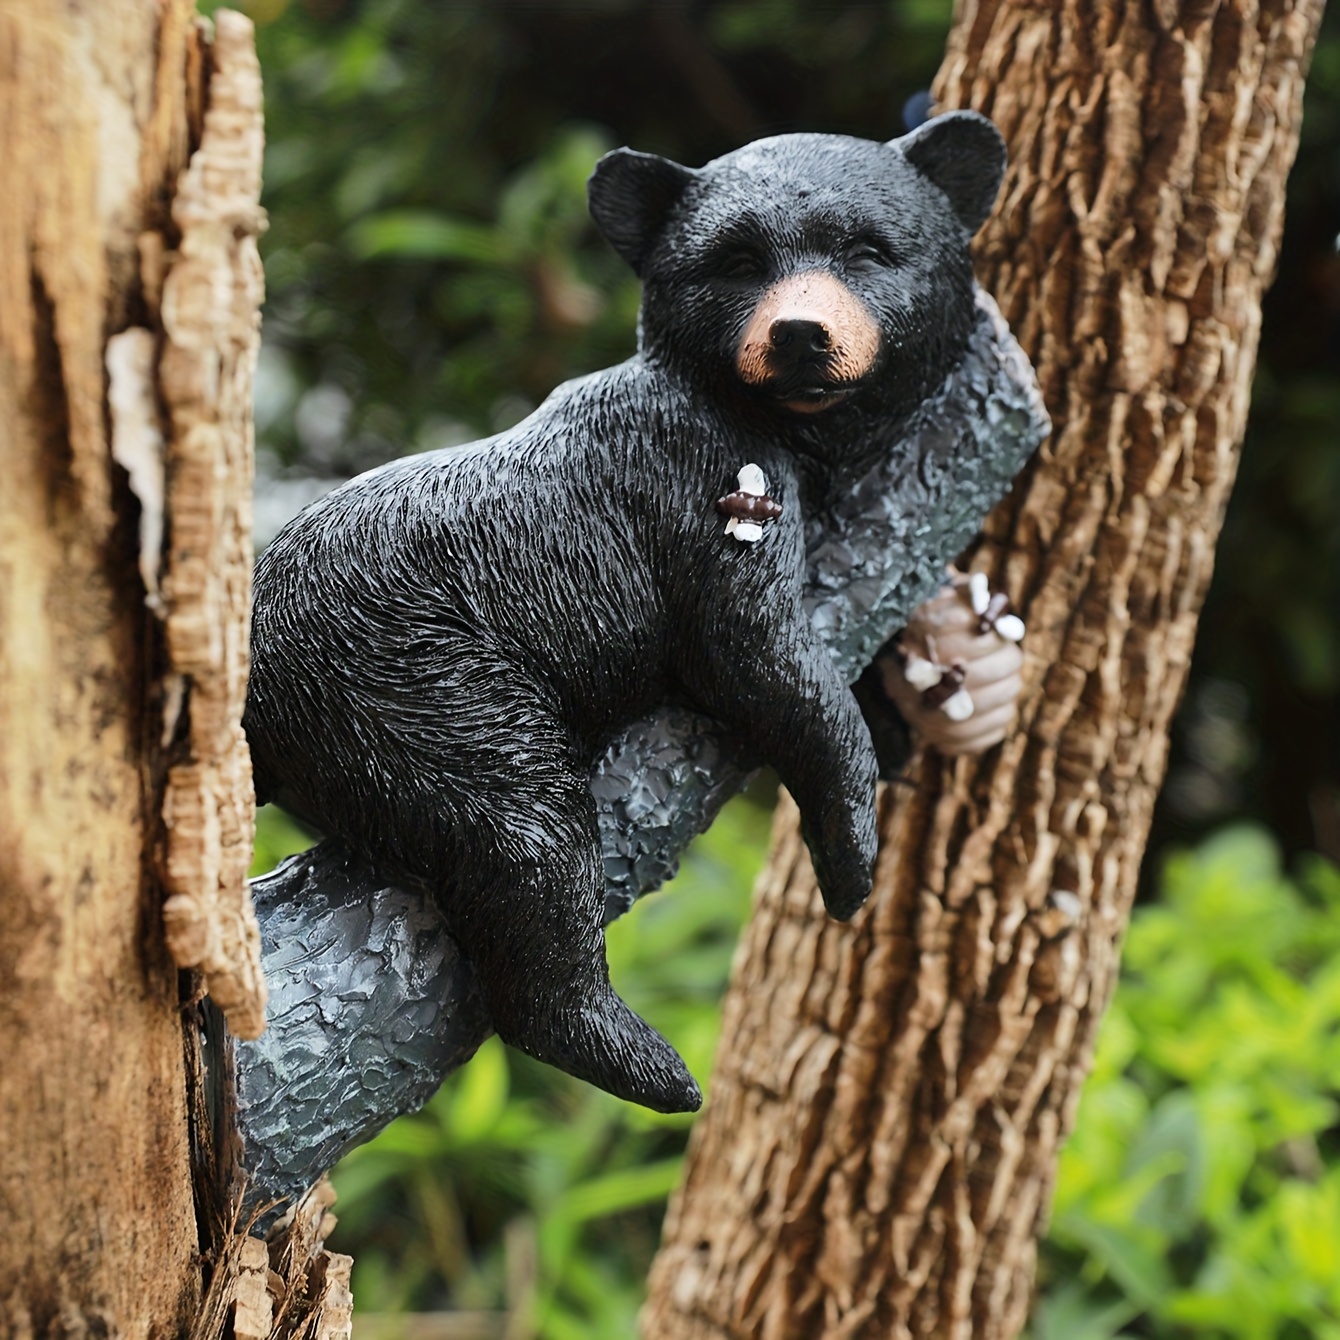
[588,112,1005,434]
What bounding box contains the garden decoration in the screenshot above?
[231,112,1050,1209]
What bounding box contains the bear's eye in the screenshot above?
[713,248,768,282]
[844,240,894,273]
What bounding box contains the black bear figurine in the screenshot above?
[244,111,1011,1115]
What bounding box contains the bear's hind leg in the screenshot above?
[449,783,702,1114]
[311,642,701,1114]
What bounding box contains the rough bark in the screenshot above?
[0,3,203,1332]
[0,4,282,1333]
[154,3,267,1042]
[189,1178,355,1340]
[643,3,1324,1337]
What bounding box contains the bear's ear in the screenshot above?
[588,149,697,275]
[893,110,1006,235]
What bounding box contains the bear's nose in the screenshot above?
[769,318,832,355]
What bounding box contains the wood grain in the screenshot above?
[0,1,202,1332]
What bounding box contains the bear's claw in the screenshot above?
[801,818,877,922]
[500,984,702,1114]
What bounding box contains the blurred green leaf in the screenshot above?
[346,212,509,263]
[442,1038,511,1145]
[1034,829,1340,1339]
[250,803,315,876]
[545,1159,684,1227]
[1030,1282,1142,1340]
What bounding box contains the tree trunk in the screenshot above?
[0,5,283,1333]
[643,3,1324,1337]
[0,3,201,1332]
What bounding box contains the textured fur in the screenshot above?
[245,113,1006,1112]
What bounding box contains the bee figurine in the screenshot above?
[716,463,783,542]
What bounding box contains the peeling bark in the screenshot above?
[643,3,1324,1337]
[232,1238,276,1340]
[189,1180,355,1340]
[157,8,267,1042]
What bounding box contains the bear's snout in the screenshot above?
[736,271,880,413]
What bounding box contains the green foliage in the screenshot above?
[250,803,318,876]
[213,0,954,478]
[310,795,771,1335]
[249,5,645,468]
[1032,829,1340,1340]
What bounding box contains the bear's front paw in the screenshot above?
[801,818,877,922]
[882,570,1025,756]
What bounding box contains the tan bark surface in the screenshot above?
[643,3,1324,1337]
[189,1179,356,1340]
[156,7,267,1042]
[0,3,200,1332]
[0,3,268,1332]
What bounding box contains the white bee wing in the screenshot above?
[941,688,976,721]
[736,463,768,496]
[901,652,941,691]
